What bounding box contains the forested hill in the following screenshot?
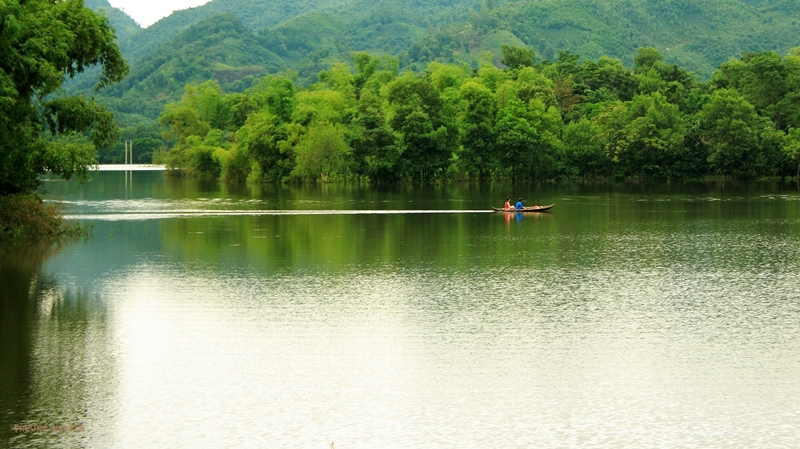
[100,14,283,119]
[101,0,800,69]
[115,0,350,62]
[77,0,800,126]
[396,0,800,76]
[82,0,140,41]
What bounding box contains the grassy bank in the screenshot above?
[0,194,88,244]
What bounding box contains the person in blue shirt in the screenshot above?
[515,198,524,209]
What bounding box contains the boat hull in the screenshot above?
[492,204,555,212]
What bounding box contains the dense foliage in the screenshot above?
[82,0,140,42]
[156,47,800,183]
[0,0,127,195]
[65,0,800,180]
[0,194,86,242]
[116,0,348,63]
[78,0,800,126]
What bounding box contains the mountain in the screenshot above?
[400,0,800,75]
[60,0,140,96]
[102,14,283,119]
[74,0,800,123]
[83,0,141,41]
[117,0,349,62]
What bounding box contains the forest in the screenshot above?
[77,0,800,120]
[62,0,800,183]
[3,0,800,240]
[153,46,800,183]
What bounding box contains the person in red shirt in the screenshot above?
[503,198,512,210]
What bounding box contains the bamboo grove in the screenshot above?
[157,46,800,183]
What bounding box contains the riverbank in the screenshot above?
[92,164,167,171]
[0,194,88,244]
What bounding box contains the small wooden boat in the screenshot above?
[492,204,555,212]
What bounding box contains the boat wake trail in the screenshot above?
[63,209,493,221]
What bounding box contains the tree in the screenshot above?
[292,121,351,182]
[159,103,211,144]
[235,111,292,182]
[493,99,537,181]
[525,98,563,180]
[351,91,399,182]
[711,52,792,129]
[634,47,663,74]
[515,67,557,108]
[223,93,259,130]
[427,62,468,92]
[353,52,380,92]
[579,56,637,102]
[561,118,609,178]
[0,0,127,195]
[500,45,535,70]
[784,128,800,178]
[458,81,497,180]
[594,93,687,179]
[385,75,454,181]
[697,89,773,178]
[252,77,296,123]
[293,89,350,127]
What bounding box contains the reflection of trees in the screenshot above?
[0,245,49,440]
[151,182,573,272]
[158,209,560,273]
[0,245,116,448]
[154,178,800,274]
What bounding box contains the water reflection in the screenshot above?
[1,246,116,449]
[2,174,800,447]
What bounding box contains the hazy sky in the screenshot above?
[108,0,212,27]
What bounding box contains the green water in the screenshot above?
[2,172,800,448]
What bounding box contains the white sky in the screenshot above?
[108,0,213,28]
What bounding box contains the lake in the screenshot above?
[2,171,800,448]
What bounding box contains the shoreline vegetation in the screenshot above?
[5,1,800,242]
[155,45,800,186]
[0,194,90,245]
[0,0,126,244]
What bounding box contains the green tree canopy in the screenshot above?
[500,45,535,71]
[697,88,774,177]
[0,0,127,195]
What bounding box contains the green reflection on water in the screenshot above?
[3,173,800,447]
[1,245,114,448]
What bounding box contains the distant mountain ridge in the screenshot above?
[115,0,351,62]
[82,0,141,41]
[79,0,800,123]
[102,14,283,118]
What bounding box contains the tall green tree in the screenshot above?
[253,77,296,123]
[561,118,609,178]
[525,98,563,180]
[784,127,800,178]
[697,88,777,178]
[500,45,535,71]
[385,75,455,181]
[235,111,292,182]
[457,81,497,180]
[493,98,536,181]
[610,93,687,179]
[711,51,798,130]
[0,0,127,195]
[292,121,351,182]
[351,91,400,181]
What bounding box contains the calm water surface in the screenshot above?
[2,172,800,448]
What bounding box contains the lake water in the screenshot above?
[2,172,800,448]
